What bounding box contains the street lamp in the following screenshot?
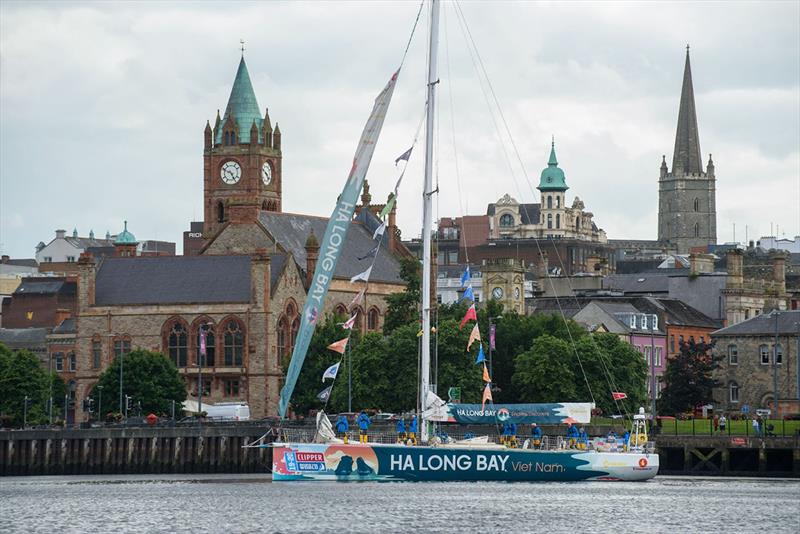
[488,315,502,379]
[769,310,780,420]
[648,313,658,418]
[197,322,214,416]
[97,385,104,423]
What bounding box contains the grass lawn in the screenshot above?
[593,417,800,437]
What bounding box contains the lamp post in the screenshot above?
[649,314,658,418]
[197,322,214,416]
[119,348,124,417]
[771,310,780,420]
[48,351,53,425]
[488,315,502,379]
[97,385,104,423]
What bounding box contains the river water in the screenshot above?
[1,474,798,533]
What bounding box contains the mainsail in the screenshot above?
[278,70,400,418]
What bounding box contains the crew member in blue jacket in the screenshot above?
[335,414,349,444]
[357,411,371,444]
[396,417,406,443]
[408,415,418,445]
[531,423,542,449]
[508,422,518,448]
[567,423,579,448]
[622,430,631,451]
[578,427,589,450]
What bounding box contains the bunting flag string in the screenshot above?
[482,363,491,383]
[317,385,333,402]
[373,220,387,240]
[467,323,481,350]
[340,313,358,330]
[459,304,477,329]
[357,244,380,261]
[474,343,486,364]
[612,392,628,401]
[460,266,471,288]
[350,265,372,284]
[461,285,475,302]
[322,362,340,382]
[481,383,493,411]
[394,146,412,166]
[350,289,365,308]
[327,338,349,355]
[379,193,396,219]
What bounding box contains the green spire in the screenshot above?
[114,220,137,245]
[215,56,263,145]
[537,138,568,192]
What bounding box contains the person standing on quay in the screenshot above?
[719,414,727,433]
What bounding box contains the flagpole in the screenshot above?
[347,342,352,413]
[420,0,440,444]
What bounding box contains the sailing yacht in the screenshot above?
[268,0,658,482]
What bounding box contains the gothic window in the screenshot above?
[92,338,102,369]
[759,344,769,365]
[113,336,131,358]
[231,132,236,144]
[547,196,552,209]
[547,214,552,229]
[224,132,230,145]
[168,322,188,367]
[556,214,560,229]
[334,304,348,317]
[693,198,699,212]
[728,344,738,365]
[224,379,240,397]
[694,222,700,237]
[195,321,216,367]
[68,353,76,372]
[729,381,739,403]
[367,308,380,331]
[277,316,288,360]
[217,201,225,223]
[499,214,514,227]
[262,201,268,210]
[223,320,244,366]
[290,317,300,351]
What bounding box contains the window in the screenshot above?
[689,336,695,344]
[693,198,699,212]
[547,196,552,209]
[68,353,76,372]
[678,335,684,346]
[629,315,637,329]
[367,308,379,331]
[196,378,210,396]
[114,338,131,358]
[291,317,300,347]
[334,304,348,317]
[694,222,700,237]
[728,344,738,365]
[555,214,560,229]
[168,323,188,367]
[436,294,443,304]
[774,344,783,365]
[44,256,52,263]
[224,379,240,397]
[556,196,560,209]
[277,316,288,360]
[499,214,514,227]
[54,352,64,372]
[745,309,750,320]
[729,382,739,403]
[547,214,552,229]
[641,315,648,330]
[670,335,675,353]
[760,344,770,365]
[224,321,244,366]
[700,336,705,344]
[575,217,580,231]
[217,201,225,223]
[92,339,102,369]
[654,347,662,367]
[196,323,215,367]
[644,346,652,365]
[448,251,458,264]
[66,256,76,263]
[652,316,658,331]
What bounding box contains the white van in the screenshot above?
[203,403,251,421]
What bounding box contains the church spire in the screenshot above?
[215,56,262,145]
[672,46,702,175]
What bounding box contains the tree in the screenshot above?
[659,339,721,415]
[383,257,420,334]
[0,344,65,427]
[88,349,186,417]
[512,335,577,402]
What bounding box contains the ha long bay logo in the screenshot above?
[496,408,511,422]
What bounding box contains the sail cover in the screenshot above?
[447,403,594,425]
[278,70,400,418]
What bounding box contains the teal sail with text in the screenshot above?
[278,71,399,418]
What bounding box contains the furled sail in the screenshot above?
[278,70,400,418]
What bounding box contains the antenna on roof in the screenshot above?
[240,39,246,57]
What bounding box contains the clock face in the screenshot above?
[514,287,521,300]
[261,161,272,185]
[220,161,241,184]
[492,287,504,299]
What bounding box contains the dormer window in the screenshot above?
[629,315,636,329]
[499,214,514,227]
[641,314,648,330]
[652,315,658,331]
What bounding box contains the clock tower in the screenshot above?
[204,56,282,236]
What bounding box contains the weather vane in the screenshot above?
[240,39,246,56]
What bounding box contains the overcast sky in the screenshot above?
[1,0,798,258]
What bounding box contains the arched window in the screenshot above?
[499,214,514,227]
[334,304,348,317]
[113,335,131,358]
[759,344,769,365]
[729,381,739,403]
[556,196,560,209]
[168,322,188,367]
[728,344,738,365]
[694,222,700,237]
[262,201,268,210]
[367,308,380,331]
[224,132,230,146]
[576,217,580,232]
[223,320,244,366]
[547,214,552,229]
[693,198,699,212]
[547,196,552,209]
[556,214,560,229]
[290,317,300,351]
[277,316,288,360]
[775,344,783,365]
[217,201,225,223]
[196,321,215,367]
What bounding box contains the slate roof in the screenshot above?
[0,327,50,346]
[259,211,403,284]
[712,311,800,337]
[2,258,38,267]
[95,256,252,306]
[269,253,288,293]
[53,318,76,334]
[641,297,722,329]
[603,273,670,294]
[14,279,76,296]
[486,202,541,225]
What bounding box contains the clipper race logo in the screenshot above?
[284,451,326,472]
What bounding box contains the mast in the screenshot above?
[420,0,439,444]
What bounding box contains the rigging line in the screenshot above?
[452,2,629,419]
[453,0,599,406]
[399,0,426,69]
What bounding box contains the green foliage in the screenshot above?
[579,334,648,415]
[0,344,65,427]
[512,335,577,402]
[89,349,186,416]
[383,257,421,334]
[659,340,721,416]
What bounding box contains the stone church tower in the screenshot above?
[204,56,282,236]
[658,48,717,253]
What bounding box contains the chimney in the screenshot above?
[726,249,743,288]
[77,252,96,309]
[304,230,320,289]
[772,251,788,293]
[0,255,8,264]
[689,252,714,275]
[56,229,66,239]
[387,193,398,253]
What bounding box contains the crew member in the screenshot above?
[335,414,349,444]
[396,417,406,444]
[357,411,371,444]
[567,423,579,449]
[531,423,542,449]
[578,427,588,450]
[622,429,631,451]
[508,422,518,448]
[408,415,418,445]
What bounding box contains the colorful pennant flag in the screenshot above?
[461,285,475,302]
[357,244,380,260]
[317,385,333,402]
[199,328,207,357]
[467,323,481,350]
[482,364,491,383]
[350,265,372,284]
[481,383,493,410]
[350,289,365,308]
[612,392,628,401]
[394,146,413,165]
[460,266,471,288]
[475,343,486,364]
[373,220,387,240]
[379,194,396,219]
[489,323,496,350]
[459,304,477,329]
[322,362,340,382]
[341,313,358,330]
[327,338,349,354]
